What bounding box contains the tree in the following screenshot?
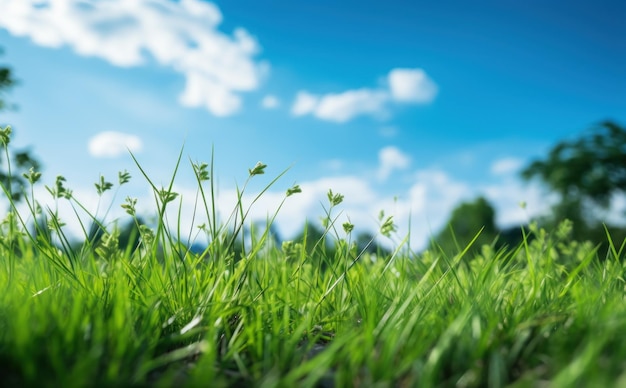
[0,49,17,112]
[0,48,41,202]
[430,196,499,257]
[291,221,330,254]
[289,221,338,269]
[521,120,626,236]
[355,231,390,257]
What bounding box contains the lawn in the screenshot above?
[1,138,625,387]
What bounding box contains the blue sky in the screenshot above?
[0,0,624,249]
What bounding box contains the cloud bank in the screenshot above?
[23,146,548,252]
[291,68,437,123]
[0,0,267,116]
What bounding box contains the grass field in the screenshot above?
[1,135,625,387]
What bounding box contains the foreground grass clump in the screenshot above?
[1,146,626,386]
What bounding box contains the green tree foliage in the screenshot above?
[430,196,499,257]
[0,48,41,202]
[355,231,390,257]
[84,217,145,253]
[0,50,16,112]
[521,120,626,242]
[290,221,338,269]
[291,221,329,254]
[522,120,626,208]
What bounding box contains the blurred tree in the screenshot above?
[292,221,329,254]
[291,221,337,269]
[430,196,499,257]
[355,231,390,257]
[521,120,626,238]
[0,50,17,112]
[80,217,151,260]
[0,48,41,202]
[497,224,529,249]
[117,217,143,252]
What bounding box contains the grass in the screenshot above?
[1,128,626,387]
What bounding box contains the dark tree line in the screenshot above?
[432,120,626,258]
[0,48,41,202]
[522,120,626,242]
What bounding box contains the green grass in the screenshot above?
[1,135,626,386]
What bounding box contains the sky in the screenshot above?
[0,0,624,249]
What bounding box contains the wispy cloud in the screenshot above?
[314,89,388,123]
[88,131,142,158]
[321,159,344,171]
[490,157,524,176]
[480,180,550,226]
[291,88,388,123]
[379,126,398,138]
[377,146,411,181]
[291,91,320,116]
[291,68,437,123]
[0,0,267,116]
[405,169,471,215]
[261,95,280,109]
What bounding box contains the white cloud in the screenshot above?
[315,89,388,123]
[261,95,280,109]
[88,131,142,158]
[321,159,344,171]
[480,180,552,227]
[379,126,398,138]
[0,0,267,116]
[291,91,319,116]
[291,89,387,123]
[388,68,438,104]
[291,67,436,123]
[272,176,379,235]
[408,169,471,215]
[490,157,524,176]
[377,146,411,181]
